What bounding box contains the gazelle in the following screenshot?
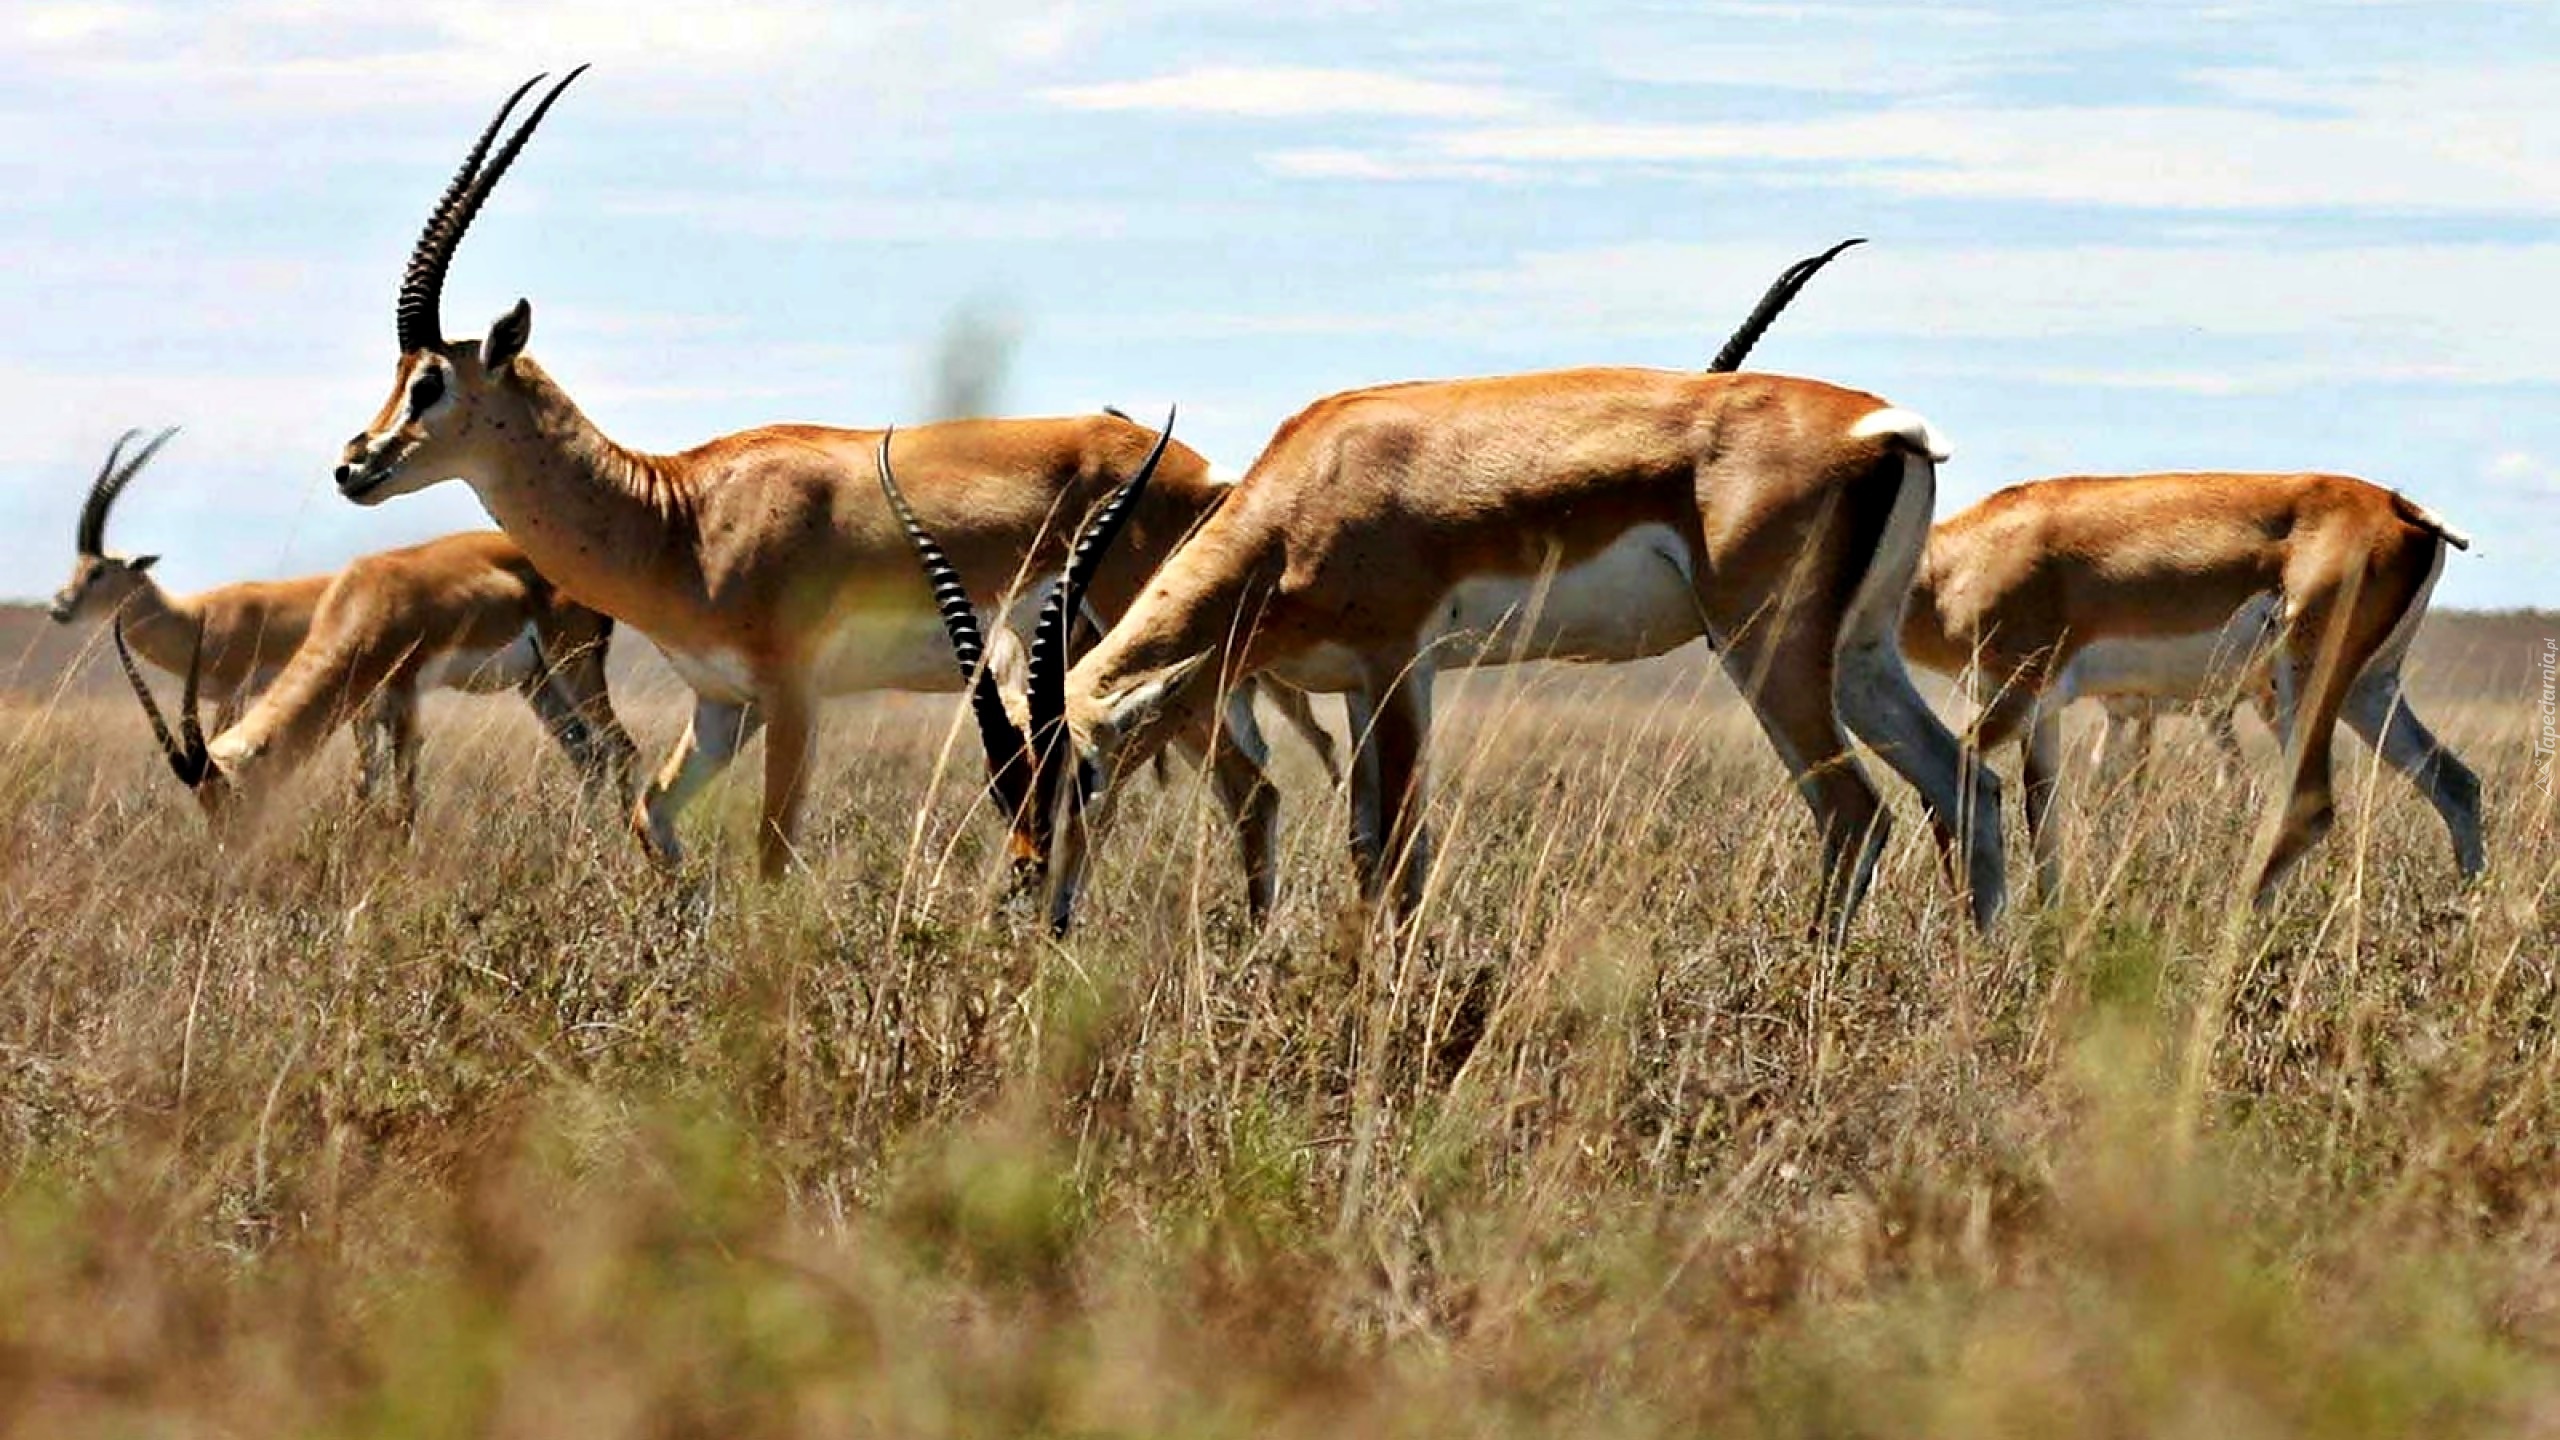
[331,70,1320,896]
[899,362,2009,941]
[1901,472,2482,904]
[50,428,330,731]
[114,528,636,831]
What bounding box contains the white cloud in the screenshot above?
[1299,62,2560,216]
[2485,451,2560,497]
[1045,65,1532,120]
[1261,148,1520,182]
[17,3,149,45]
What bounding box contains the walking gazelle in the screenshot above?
[1901,472,2482,903]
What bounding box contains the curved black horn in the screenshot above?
[113,615,209,787]
[398,73,545,353]
[75,428,143,555]
[1707,236,1865,374]
[1025,407,1176,773]
[396,67,586,354]
[876,429,1038,821]
[79,427,180,558]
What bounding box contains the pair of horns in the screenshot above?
[114,614,209,788]
[878,411,1176,846]
[397,67,588,354]
[76,427,179,556]
[1707,237,1865,374]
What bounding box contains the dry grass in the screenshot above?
[1,625,2556,1437]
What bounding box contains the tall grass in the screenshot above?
[1,647,2554,1436]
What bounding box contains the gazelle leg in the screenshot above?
[2253,560,2420,904]
[1726,634,1889,947]
[2340,668,2485,878]
[2205,702,2247,781]
[385,686,422,835]
[1356,657,1436,919]
[1836,636,2007,932]
[1342,687,1387,887]
[756,686,814,881]
[1189,690,1281,922]
[1266,682,1343,788]
[353,700,394,807]
[2022,701,2065,902]
[634,697,763,867]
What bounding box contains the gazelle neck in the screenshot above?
[458,357,699,619]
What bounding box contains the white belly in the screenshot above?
[2056,593,2279,703]
[1425,523,1702,665]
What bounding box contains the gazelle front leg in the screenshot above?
[756,685,815,880]
[1356,655,1435,919]
[634,696,763,867]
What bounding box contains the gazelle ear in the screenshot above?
[129,554,160,574]
[485,298,534,370]
[1091,651,1213,754]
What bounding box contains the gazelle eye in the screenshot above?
[408,367,446,413]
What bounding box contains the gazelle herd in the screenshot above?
[55,68,2489,941]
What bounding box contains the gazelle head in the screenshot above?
[50,428,178,623]
[111,614,236,826]
[335,69,585,506]
[878,412,1181,935]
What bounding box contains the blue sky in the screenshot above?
[3,0,2556,609]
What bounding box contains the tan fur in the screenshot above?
[1053,367,2007,938]
[340,340,1292,882]
[156,530,635,832]
[1904,471,2484,902]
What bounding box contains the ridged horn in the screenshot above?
[1707,237,1865,374]
[78,426,180,559]
[75,428,142,556]
[1025,407,1175,779]
[396,68,586,354]
[876,429,1038,823]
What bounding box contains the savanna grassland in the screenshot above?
[1,608,2556,1437]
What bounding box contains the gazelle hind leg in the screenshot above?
[2254,555,2422,904]
[1828,442,2008,930]
[1720,599,1894,947]
[635,697,763,867]
[2341,668,2485,877]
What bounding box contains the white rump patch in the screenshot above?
[1849,407,1952,463]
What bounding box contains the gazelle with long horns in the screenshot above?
[1900,472,2482,904]
[897,372,2006,939]
[115,528,636,831]
[886,243,1912,935]
[50,428,328,730]
[332,69,1313,895]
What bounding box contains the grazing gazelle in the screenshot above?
[898,361,2007,941]
[1901,472,2482,904]
[113,529,635,831]
[50,428,329,731]
[329,69,1326,898]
